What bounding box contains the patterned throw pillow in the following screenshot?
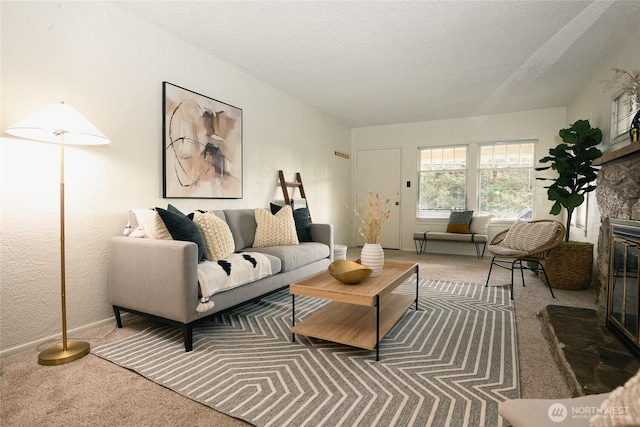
[192,211,235,261]
[501,221,559,252]
[589,368,640,426]
[253,205,299,248]
[446,210,474,234]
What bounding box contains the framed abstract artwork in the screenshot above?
[163,82,243,198]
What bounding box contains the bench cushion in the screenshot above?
[426,231,487,243]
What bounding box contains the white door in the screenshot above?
[355,148,402,249]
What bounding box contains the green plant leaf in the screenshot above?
[537,119,603,237]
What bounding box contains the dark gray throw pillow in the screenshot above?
[156,204,205,262]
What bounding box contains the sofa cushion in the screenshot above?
[192,211,235,261]
[223,209,257,251]
[253,206,299,248]
[258,252,282,274]
[156,204,205,262]
[446,210,474,233]
[245,242,330,272]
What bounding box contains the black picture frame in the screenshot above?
[163,82,243,199]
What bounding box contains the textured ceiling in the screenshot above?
[115,1,640,127]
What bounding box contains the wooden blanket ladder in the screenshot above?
[278,170,311,222]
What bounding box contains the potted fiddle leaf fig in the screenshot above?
[536,119,603,241]
[534,119,602,289]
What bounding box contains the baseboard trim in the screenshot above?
[0,313,135,358]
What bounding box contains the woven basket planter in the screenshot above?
[540,242,594,290]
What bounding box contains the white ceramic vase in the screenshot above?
[360,242,384,277]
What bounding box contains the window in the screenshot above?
[417,146,467,218]
[612,91,639,141]
[478,141,535,219]
[572,194,588,234]
[417,141,536,219]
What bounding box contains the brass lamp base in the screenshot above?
[38,341,90,366]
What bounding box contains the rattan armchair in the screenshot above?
[485,220,566,299]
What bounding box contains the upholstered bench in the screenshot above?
[413,231,487,259]
[414,214,492,259]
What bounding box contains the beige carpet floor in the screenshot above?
[1,249,599,426]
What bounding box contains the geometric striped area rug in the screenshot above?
[93,278,519,427]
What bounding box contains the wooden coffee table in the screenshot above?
[290,260,418,361]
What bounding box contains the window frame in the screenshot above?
[611,89,639,142]
[416,145,468,219]
[477,140,536,220]
[416,140,537,220]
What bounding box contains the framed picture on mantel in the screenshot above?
[162,82,243,199]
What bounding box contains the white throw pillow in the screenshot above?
[192,211,235,261]
[470,215,492,235]
[253,205,299,248]
[125,209,171,239]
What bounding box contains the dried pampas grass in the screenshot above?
[346,191,394,244]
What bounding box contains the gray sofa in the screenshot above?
[109,208,333,351]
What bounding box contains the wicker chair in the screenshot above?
[485,220,566,299]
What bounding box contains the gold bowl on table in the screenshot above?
[328,260,372,284]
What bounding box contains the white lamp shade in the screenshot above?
[6,102,110,145]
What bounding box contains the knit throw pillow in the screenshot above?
[589,368,640,426]
[253,205,299,248]
[446,210,474,234]
[192,211,235,261]
[270,203,312,242]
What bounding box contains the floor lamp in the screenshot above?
[6,102,111,365]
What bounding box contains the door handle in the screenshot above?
[395,201,399,206]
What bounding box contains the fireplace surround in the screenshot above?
[595,144,640,356]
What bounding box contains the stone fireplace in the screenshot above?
[594,144,640,356]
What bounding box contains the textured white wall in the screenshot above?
[0,1,351,353]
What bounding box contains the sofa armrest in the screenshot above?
[309,223,333,258]
[499,393,609,427]
[109,237,199,324]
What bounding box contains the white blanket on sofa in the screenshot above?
[196,252,272,313]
